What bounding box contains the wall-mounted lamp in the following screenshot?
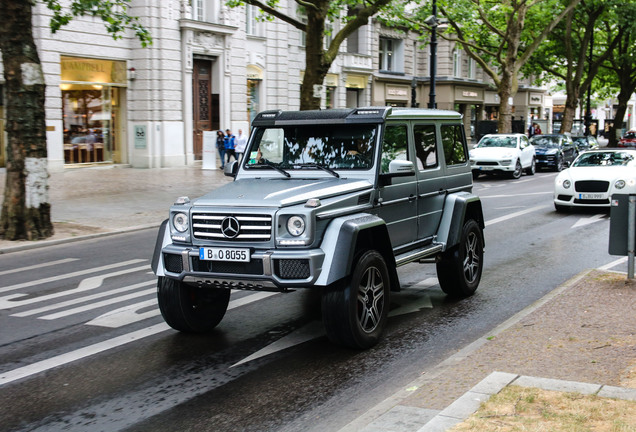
[128,67,136,81]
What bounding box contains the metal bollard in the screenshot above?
[629,195,635,279]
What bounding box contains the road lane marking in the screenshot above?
[0,265,150,309]
[599,257,628,271]
[87,299,159,327]
[0,258,79,277]
[571,214,606,228]
[485,205,549,227]
[479,191,553,199]
[0,290,278,386]
[0,323,170,387]
[12,280,156,317]
[0,259,146,294]
[41,288,156,320]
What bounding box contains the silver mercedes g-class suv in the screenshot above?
[152,107,484,349]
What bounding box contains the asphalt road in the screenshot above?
[0,170,623,432]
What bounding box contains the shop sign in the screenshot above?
[455,87,483,101]
[346,75,367,89]
[386,85,409,100]
[61,56,126,84]
[134,125,147,149]
[529,93,543,105]
[325,74,339,87]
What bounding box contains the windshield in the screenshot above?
[573,151,636,167]
[476,136,516,148]
[244,124,378,171]
[530,136,560,148]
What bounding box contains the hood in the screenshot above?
[193,177,373,208]
[562,166,634,182]
[470,147,516,158]
[535,147,559,155]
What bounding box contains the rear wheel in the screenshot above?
[436,219,483,298]
[157,276,230,333]
[322,250,390,349]
[525,158,536,175]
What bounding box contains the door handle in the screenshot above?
[408,195,416,202]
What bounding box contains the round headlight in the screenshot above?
[287,216,305,236]
[615,180,626,189]
[563,179,571,189]
[173,212,189,233]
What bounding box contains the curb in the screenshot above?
[339,269,594,432]
[0,224,160,255]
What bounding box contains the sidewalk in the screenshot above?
[0,165,635,431]
[0,164,232,252]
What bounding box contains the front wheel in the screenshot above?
[322,250,390,349]
[436,219,484,298]
[510,160,522,179]
[157,276,230,333]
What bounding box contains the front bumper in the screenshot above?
[160,244,325,291]
[471,160,515,173]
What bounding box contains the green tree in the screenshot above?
[227,0,395,110]
[525,0,618,134]
[411,0,580,133]
[601,3,636,146]
[0,0,150,241]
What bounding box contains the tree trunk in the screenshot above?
[609,88,633,147]
[299,6,330,110]
[0,0,53,240]
[497,69,516,133]
[559,87,580,134]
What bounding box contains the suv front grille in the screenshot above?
[192,257,264,275]
[192,213,272,242]
[275,259,310,279]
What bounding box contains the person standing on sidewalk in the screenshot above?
[235,129,249,163]
[216,130,226,169]
[225,129,237,164]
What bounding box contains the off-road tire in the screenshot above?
[157,276,230,333]
[436,219,483,298]
[322,250,390,349]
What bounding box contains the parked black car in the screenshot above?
[530,134,578,171]
[571,135,600,152]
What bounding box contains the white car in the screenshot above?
[554,149,636,212]
[469,134,536,179]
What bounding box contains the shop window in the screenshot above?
[440,124,468,166]
[414,124,438,170]
[247,79,261,126]
[326,86,336,109]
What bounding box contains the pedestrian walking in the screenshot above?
[224,129,237,164]
[235,129,249,163]
[216,130,226,169]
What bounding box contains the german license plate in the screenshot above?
[579,193,604,200]
[199,247,250,262]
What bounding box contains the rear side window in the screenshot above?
[414,124,437,170]
[441,124,467,166]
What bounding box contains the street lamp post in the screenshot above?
[584,33,594,136]
[426,0,438,109]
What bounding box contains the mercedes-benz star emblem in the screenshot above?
[221,216,240,238]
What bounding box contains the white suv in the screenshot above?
[470,133,536,179]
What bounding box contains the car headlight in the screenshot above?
[173,212,189,233]
[615,180,626,189]
[556,178,571,188]
[287,216,305,236]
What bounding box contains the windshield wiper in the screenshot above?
[294,163,340,178]
[250,160,291,177]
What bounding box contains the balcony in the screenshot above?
[343,53,374,73]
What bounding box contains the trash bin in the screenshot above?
[609,194,634,256]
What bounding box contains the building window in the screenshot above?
[246,5,263,36]
[247,79,260,126]
[193,0,204,21]
[467,57,476,79]
[324,21,334,49]
[326,86,336,109]
[453,48,462,78]
[379,38,394,71]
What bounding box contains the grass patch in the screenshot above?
[449,385,636,432]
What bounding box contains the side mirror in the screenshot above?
[388,160,415,174]
[224,161,238,178]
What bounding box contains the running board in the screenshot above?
[394,244,444,267]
